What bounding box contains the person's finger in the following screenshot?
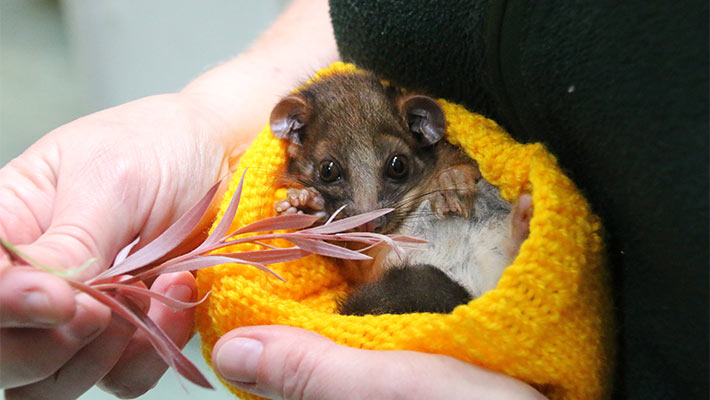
[212,325,546,400]
[0,266,76,328]
[4,280,151,400]
[99,272,197,398]
[0,293,111,389]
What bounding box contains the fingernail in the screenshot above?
[215,338,263,384]
[22,290,60,325]
[166,284,194,302]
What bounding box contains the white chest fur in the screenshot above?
[372,180,514,298]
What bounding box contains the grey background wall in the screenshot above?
[1,0,287,163]
[1,0,288,398]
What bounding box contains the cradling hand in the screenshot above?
[212,325,547,400]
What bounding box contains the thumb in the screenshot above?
[212,326,545,400]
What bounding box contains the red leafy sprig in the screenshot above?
[1,170,423,389]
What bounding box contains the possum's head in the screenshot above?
[270,72,447,233]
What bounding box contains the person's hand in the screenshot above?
[0,92,230,399]
[0,1,337,396]
[212,325,547,400]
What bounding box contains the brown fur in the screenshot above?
[277,73,478,237]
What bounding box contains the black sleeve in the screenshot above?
[329,1,709,398]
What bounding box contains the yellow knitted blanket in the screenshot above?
[195,62,614,399]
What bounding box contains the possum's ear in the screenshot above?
[399,95,446,146]
[270,94,311,145]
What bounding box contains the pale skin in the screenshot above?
[0,0,544,398]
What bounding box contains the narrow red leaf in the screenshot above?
[113,236,141,265]
[277,232,389,247]
[335,232,426,247]
[253,241,279,249]
[220,248,310,264]
[324,204,346,225]
[274,233,346,241]
[201,231,394,254]
[338,239,383,253]
[287,237,372,260]
[332,232,425,259]
[94,180,221,281]
[131,255,284,283]
[302,208,394,234]
[228,214,320,237]
[200,170,247,249]
[387,234,429,244]
[91,283,210,310]
[68,281,213,389]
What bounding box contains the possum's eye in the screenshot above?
[318,159,342,183]
[386,154,409,180]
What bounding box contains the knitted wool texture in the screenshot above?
[195,62,614,400]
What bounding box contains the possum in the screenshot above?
[269,71,532,315]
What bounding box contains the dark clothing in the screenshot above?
[329,1,709,398]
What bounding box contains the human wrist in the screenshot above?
[179,0,339,159]
[179,64,276,157]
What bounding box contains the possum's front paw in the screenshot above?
[273,187,328,220]
[430,163,481,219]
